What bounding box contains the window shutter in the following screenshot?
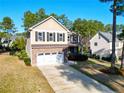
[43,32,45,41]
[57,33,59,41]
[47,32,49,41]
[53,33,55,42]
[35,31,38,41]
[63,33,65,42]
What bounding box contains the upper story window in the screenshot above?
[59,34,63,41]
[49,33,53,41]
[35,32,45,41]
[68,35,70,42]
[73,35,78,42]
[94,42,98,46]
[57,33,65,42]
[38,32,43,41]
[47,32,55,42]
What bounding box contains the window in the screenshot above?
[49,33,53,41]
[38,53,43,56]
[52,53,57,55]
[59,34,63,41]
[94,42,98,46]
[47,32,55,41]
[58,52,62,54]
[38,32,43,41]
[45,53,50,55]
[68,35,70,41]
[37,32,45,41]
[73,35,78,42]
[57,33,65,42]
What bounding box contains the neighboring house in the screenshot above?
[26,16,80,66]
[1,38,11,47]
[1,35,24,47]
[90,31,123,58]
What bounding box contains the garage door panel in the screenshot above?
[37,53,64,66]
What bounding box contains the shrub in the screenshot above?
[95,55,100,59]
[11,37,25,51]
[14,50,31,66]
[0,42,2,48]
[91,54,96,58]
[68,54,88,61]
[9,50,16,55]
[102,55,112,62]
[16,50,28,60]
[24,57,31,66]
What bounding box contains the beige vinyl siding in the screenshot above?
[33,18,67,31]
[30,18,68,45]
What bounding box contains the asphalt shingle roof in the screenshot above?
[99,32,119,42]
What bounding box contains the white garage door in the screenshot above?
[37,52,64,66]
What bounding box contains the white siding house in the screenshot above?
[90,32,123,57]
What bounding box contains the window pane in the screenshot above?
[39,32,42,36]
[49,33,53,41]
[50,33,52,36]
[94,42,98,46]
[59,34,63,41]
[38,32,43,41]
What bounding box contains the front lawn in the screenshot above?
[0,55,54,93]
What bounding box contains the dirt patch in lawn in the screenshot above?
[0,55,54,93]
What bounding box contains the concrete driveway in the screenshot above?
[38,64,115,93]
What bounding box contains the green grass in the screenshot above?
[0,55,54,93]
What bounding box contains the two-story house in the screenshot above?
[26,16,80,66]
[90,31,123,58]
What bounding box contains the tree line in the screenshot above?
[1,8,124,54]
[0,8,124,40]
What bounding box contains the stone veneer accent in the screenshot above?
[31,44,68,66]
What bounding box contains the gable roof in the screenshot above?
[99,32,119,42]
[29,16,70,32]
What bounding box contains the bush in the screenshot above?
[14,50,31,66]
[90,54,96,58]
[11,37,25,51]
[102,55,112,62]
[16,50,28,60]
[95,55,100,59]
[68,54,88,61]
[24,57,31,66]
[9,50,16,55]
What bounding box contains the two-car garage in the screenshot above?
[37,52,64,66]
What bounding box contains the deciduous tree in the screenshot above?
[73,18,104,52]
